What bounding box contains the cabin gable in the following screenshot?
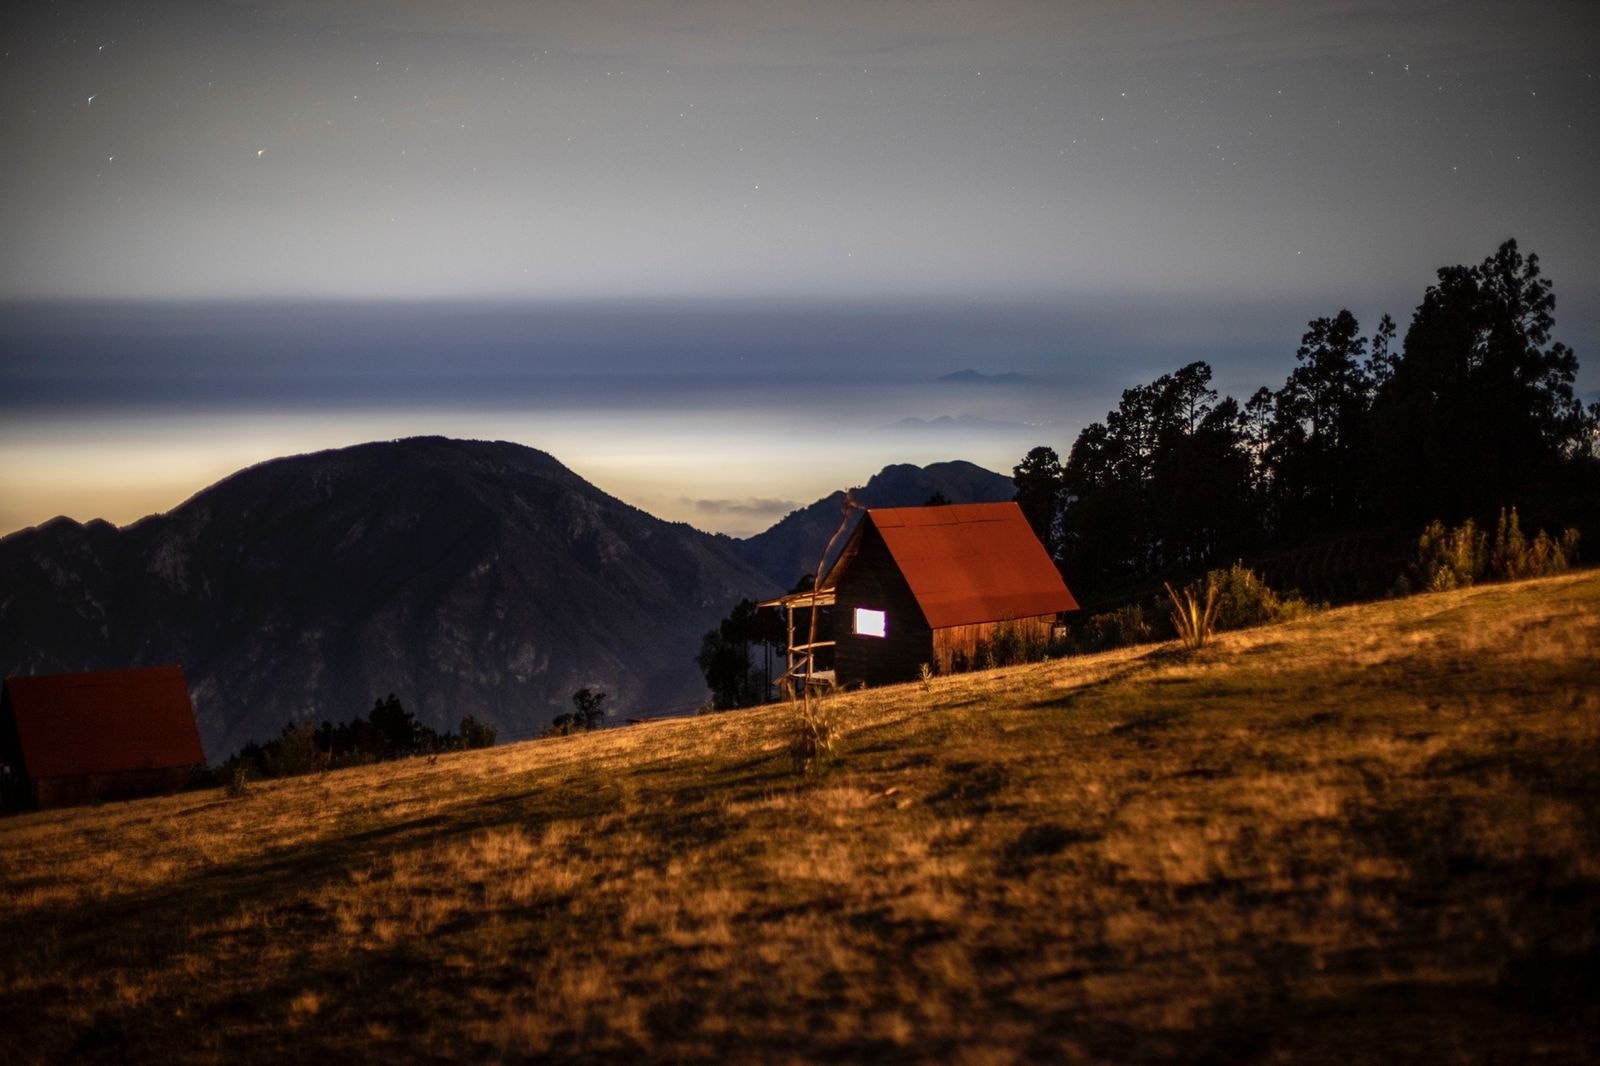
[833,522,933,686]
[1,666,205,810]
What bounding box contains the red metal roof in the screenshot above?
[2,666,205,779]
[840,502,1079,629]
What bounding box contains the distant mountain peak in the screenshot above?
[0,437,774,758]
[733,459,1015,588]
[882,414,1026,432]
[938,369,1030,385]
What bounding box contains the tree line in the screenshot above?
[692,239,1595,706]
[1015,240,1598,605]
[222,694,497,782]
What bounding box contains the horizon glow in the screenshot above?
[1,2,1595,533]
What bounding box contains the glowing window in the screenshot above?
[855,608,887,638]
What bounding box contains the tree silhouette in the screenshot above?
[1024,240,1597,606]
[1373,240,1587,523]
[697,598,785,710]
[1058,361,1257,594]
[458,715,496,749]
[1266,309,1381,534]
[1012,446,1063,556]
[571,687,608,730]
[368,694,422,757]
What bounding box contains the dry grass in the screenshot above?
[3,571,1598,1063]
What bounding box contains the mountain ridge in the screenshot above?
[0,438,1017,757]
[0,438,776,755]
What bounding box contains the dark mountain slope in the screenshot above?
[733,460,1016,589]
[0,438,777,757]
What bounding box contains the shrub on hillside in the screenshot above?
[265,722,323,777]
[220,693,453,784]
[1208,564,1315,631]
[789,697,843,776]
[1489,507,1579,581]
[1086,602,1156,649]
[458,715,497,750]
[1073,567,1314,654]
[1398,509,1579,594]
[1404,518,1487,593]
[970,623,1058,671]
[546,688,608,736]
[948,623,1067,673]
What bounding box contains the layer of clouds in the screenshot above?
[684,496,799,520]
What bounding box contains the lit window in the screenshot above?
[855,608,887,638]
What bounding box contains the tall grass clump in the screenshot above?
[1165,579,1221,650]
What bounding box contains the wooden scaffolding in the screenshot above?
[759,587,837,699]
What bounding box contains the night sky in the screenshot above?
[2,1,1596,535]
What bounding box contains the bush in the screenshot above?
[217,693,448,784]
[1208,564,1315,631]
[991,625,1023,667]
[1399,510,1580,594]
[1086,603,1154,649]
[958,623,1057,674]
[1405,518,1487,592]
[458,715,497,750]
[266,722,321,777]
[1490,508,1579,580]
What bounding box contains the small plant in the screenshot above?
[991,626,1023,667]
[919,662,934,692]
[226,764,251,799]
[789,697,843,776]
[1165,579,1221,650]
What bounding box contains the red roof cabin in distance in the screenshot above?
[0,665,206,811]
[826,502,1079,687]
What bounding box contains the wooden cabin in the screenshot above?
[0,666,206,810]
[768,502,1078,692]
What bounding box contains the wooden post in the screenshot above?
[804,491,860,720]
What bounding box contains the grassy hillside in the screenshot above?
[3,572,1598,1062]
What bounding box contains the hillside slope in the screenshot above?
[1,571,1597,1061]
[0,437,778,755]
